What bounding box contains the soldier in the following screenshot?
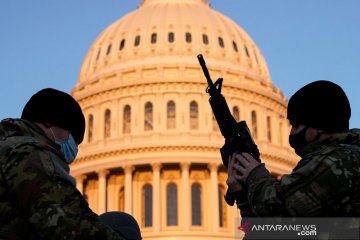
[227,80,360,216]
[0,88,126,239]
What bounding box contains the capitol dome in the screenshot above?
[71,0,298,239]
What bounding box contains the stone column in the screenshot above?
[124,165,135,214]
[181,162,190,231]
[75,174,87,195]
[209,162,220,232]
[97,169,109,214]
[152,163,162,232]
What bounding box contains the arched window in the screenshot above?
[167,101,176,129]
[244,45,250,57]
[104,109,111,138]
[88,114,94,142]
[123,105,131,134]
[119,39,125,50]
[232,41,238,52]
[233,106,240,122]
[145,102,153,131]
[185,32,192,43]
[142,184,153,227]
[254,50,259,64]
[267,116,272,142]
[251,110,258,139]
[218,37,224,48]
[151,33,157,44]
[191,183,202,226]
[96,49,101,61]
[106,44,112,55]
[134,35,141,47]
[190,101,198,130]
[168,32,175,43]
[218,185,227,227]
[118,186,125,212]
[166,183,178,226]
[202,34,209,45]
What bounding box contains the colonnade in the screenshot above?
[75,162,225,232]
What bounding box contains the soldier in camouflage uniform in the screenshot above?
[227,80,360,216]
[0,88,126,239]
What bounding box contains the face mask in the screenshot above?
[50,128,78,164]
[289,126,309,150]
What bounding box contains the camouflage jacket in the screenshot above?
[245,129,360,217]
[0,119,125,239]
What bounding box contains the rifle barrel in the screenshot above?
[197,54,214,87]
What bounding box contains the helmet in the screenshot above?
[99,211,142,240]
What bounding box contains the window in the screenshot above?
[143,184,153,227]
[106,44,112,55]
[244,45,250,57]
[119,39,125,50]
[168,32,175,43]
[218,37,224,48]
[145,102,153,131]
[202,34,209,45]
[191,183,202,226]
[88,114,94,142]
[134,35,141,47]
[151,33,157,44]
[233,106,240,122]
[118,187,125,212]
[166,183,178,226]
[167,101,176,129]
[185,32,192,43]
[123,105,131,134]
[267,116,272,142]
[96,50,101,60]
[218,185,227,227]
[251,111,258,139]
[232,41,238,52]
[104,109,111,138]
[190,101,198,130]
[254,50,259,64]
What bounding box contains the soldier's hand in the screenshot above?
[233,152,260,184]
[226,153,244,193]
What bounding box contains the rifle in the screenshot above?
[197,54,261,205]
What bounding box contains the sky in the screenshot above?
[1,0,359,128]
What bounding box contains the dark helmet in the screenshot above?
[21,88,85,143]
[99,211,142,240]
[287,80,351,133]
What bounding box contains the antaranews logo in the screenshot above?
[237,219,317,239]
[236,217,360,240]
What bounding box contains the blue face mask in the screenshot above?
[50,128,78,164]
[55,134,78,164]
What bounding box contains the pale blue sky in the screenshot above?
[1,0,359,128]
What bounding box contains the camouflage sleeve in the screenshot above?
[3,143,125,240]
[246,149,360,216]
[245,164,284,216]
